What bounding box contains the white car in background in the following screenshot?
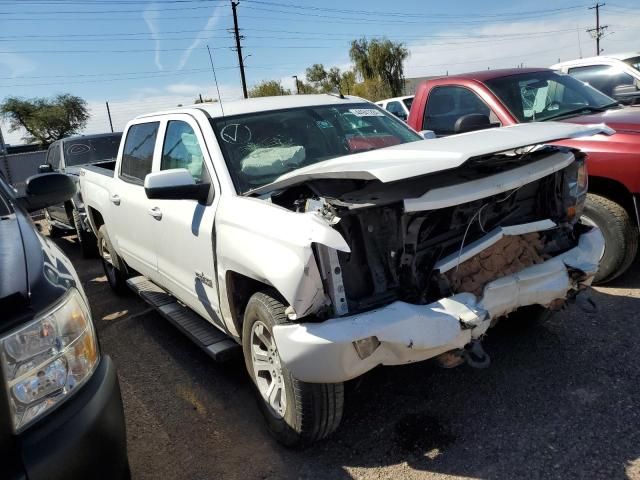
[376,95,414,121]
[551,52,640,105]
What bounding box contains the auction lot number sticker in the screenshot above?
[349,108,385,117]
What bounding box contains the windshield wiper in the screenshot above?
[544,103,618,121]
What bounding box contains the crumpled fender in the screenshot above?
[215,196,349,334]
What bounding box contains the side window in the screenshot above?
[568,65,635,97]
[423,86,497,136]
[120,122,159,184]
[161,121,206,183]
[385,101,407,120]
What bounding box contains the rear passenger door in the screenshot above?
[111,121,162,280]
[152,116,223,326]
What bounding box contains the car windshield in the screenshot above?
[211,103,421,194]
[624,56,640,73]
[485,71,617,122]
[63,134,122,167]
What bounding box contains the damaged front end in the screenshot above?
[268,146,603,383]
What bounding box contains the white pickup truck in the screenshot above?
[80,94,606,446]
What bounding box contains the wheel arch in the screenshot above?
[588,175,639,226]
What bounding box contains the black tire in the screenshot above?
[242,291,344,448]
[73,209,98,258]
[97,226,129,295]
[583,193,638,284]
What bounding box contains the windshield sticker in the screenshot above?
[348,108,385,117]
[221,124,252,144]
[67,144,91,155]
[315,120,333,129]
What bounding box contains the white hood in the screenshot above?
[249,122,612,194]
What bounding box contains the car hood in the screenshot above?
[249,122,612,195]
[561,106,640,133]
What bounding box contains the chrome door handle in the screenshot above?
[148,207,162,220]
[110,194,121,206]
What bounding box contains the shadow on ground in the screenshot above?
[51,231,640,480]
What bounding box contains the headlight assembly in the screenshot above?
[1,288,99,432]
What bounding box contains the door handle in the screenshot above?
[110,194,121,206]
[148,207,162,220]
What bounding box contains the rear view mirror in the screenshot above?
[144,168,209,202]
[454,113,492,134]
[19,172,76,212]
[612,84,640,105]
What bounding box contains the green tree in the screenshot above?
[249,80,291,98]
[349,38,409,97]
[0,94,89,146]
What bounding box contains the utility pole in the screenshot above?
[231,1,248,98]
[587,3,608,55]
[105,101,114,133]
[199,93,204,103]
[292,75,300,94]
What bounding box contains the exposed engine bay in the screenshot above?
[268,146,588,317]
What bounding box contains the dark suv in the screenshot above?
[0,172,129,479]
[43,133,122,257]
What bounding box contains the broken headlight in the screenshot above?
[563,157,588,222]
[0,288,99,432]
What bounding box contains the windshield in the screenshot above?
[624,56,640,73]
[485,71,617,122]
[211,103,421,193]
[63,134,122,167]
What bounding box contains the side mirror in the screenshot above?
[612,84,640,105]
[454,113,492,134]
[38,164,54,174]
[144,169,209,202]
[419,130,437,139]
[20,172,76,212]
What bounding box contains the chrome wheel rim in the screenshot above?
[250,320,287,418]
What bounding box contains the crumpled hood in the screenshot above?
[561,106,640,134]
[250,122,612,194]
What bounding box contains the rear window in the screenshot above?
[211,103,421,193]
[120,123,159,184]
[63,134,122,167]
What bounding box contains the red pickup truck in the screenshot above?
[408,67,640,283]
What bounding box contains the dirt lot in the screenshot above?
[50,230,640,480]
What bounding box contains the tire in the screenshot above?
[73,209,98,258]
[242,291,344,447]
[97,226,129,295]
[582,193,638,284]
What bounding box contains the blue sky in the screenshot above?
[1,0,638,143]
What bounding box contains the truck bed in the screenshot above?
[82,160,116,178]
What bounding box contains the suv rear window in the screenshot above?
[120,122,159,184]
[64,134,122,167]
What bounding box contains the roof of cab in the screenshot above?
[135,94,370,121]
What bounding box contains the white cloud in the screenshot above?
[165,83,203,95]
[403,13,640,80]
[0,51,36,78]
[143,3,163,71]
[177,6,225,70]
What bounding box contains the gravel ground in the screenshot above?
[50,229,640,480]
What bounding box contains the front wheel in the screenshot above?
[242,291,344,447]
[97,226,129,295]
[582,194,638,284]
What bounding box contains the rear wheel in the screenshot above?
[582,193,638,284]
[242,291,344,447]
[97,226,128,294]
[73,209,98,258]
